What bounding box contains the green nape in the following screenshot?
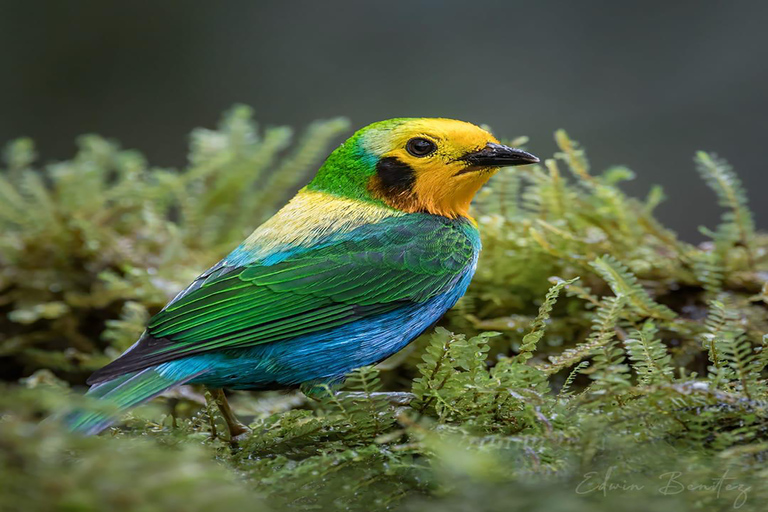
[306,118,411,201]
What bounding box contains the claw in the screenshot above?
[228,425,252,445]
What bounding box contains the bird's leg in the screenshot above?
[207,388,251,442]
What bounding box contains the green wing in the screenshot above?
[88,216,476,383]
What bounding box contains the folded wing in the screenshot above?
[88,216,475,384]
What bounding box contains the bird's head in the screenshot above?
[307,118,538,219]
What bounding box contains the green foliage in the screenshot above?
[0,385,271,512]
[589,254,676,320]
[703,300,766,398]
[515,277,577,363]
[3,113,768,511]
[0,105,349,382]
[624,321,674,385]
[695,151,756,266]
[537,293,626,376]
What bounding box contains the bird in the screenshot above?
[67,117,539,439]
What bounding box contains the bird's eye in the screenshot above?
[406,137,437,157]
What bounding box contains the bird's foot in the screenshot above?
[227,423,252,445]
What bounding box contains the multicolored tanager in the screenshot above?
[68,118,539,437]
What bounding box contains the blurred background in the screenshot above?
[1,0,767,241]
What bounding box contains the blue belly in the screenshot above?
[158,270,473,390]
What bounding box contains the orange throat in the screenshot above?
[369,170,493,219]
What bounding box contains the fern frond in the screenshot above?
[719,332,759,400]
[584,297,632,393]
[557,360,590,399]
[702,300,763,399]
[537,295,627,375]
[587,340,631,393]
[692,249,724,295]
[590,255,676,320]
[515,277,578,363]
[695,151,755,265]
[554,129,594,186]
[624,321,673,385]
[702,299,739,383]
[342,365,393,438]
[411,328,458,414]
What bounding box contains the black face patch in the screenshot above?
[375,156,416,195]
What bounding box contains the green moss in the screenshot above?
[0,386,270,512]
[2,109,768,511]
[0,106,350,383]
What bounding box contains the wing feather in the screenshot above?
[87,215,477,384]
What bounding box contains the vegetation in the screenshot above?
[1,106,767,511]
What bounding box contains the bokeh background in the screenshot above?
[2,0,767,240]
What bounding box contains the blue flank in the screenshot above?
[162,260,476,389]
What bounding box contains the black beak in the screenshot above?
[458,142,539,170]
